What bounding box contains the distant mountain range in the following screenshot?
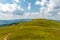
[0,19,59,26]
[0,19,30,26]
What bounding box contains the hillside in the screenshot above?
[0,19,60,40]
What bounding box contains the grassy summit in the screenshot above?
[0,19,60,40]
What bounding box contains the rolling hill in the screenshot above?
[0,19,60,40]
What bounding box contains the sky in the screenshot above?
[0,0,60,20]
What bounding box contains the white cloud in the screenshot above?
[30,12,42,19]
[0,13,21,20]
[22,12,42,19]
[10,0,60,20]
[15,0,19,3]
[47,0,56,12]
[17,6,24,11]
[0,3,17,12]
[0,0,60,20]
[0,0,24,20]
[0,2,24,13]
[47,0,60,16]
[35,1,41,5]
[35,0,60,20]
[35,0,48,6]
[27,3,31,10]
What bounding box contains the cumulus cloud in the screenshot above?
[47,0,60,16]
[0,0,24,20]
[35,0,51,17]
[22,12,42,19]
[0,3,17,12]
[0,0,60,20]
[47,0,60,20]
[27,3,31,10]
[0,3,24,12]
[0,13,21,20]
[0,12,42,20]
[17,6,24,11]
[35,0,48,6]
[15,0,19,3]
[35,0,60,20]
[35,1,41,5]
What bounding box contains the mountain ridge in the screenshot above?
[0,19,60,40]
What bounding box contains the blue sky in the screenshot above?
[0,0,60,20]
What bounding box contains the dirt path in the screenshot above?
[3,26,23,40]
[0,33,12,40]
[3,33,12,40]
[0,26,23,40]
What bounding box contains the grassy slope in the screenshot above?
[0,19,60,40]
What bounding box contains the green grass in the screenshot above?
[0,19,60,40]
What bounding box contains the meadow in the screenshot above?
[0,19,60,40]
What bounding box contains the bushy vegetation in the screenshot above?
[0,19,60,40]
